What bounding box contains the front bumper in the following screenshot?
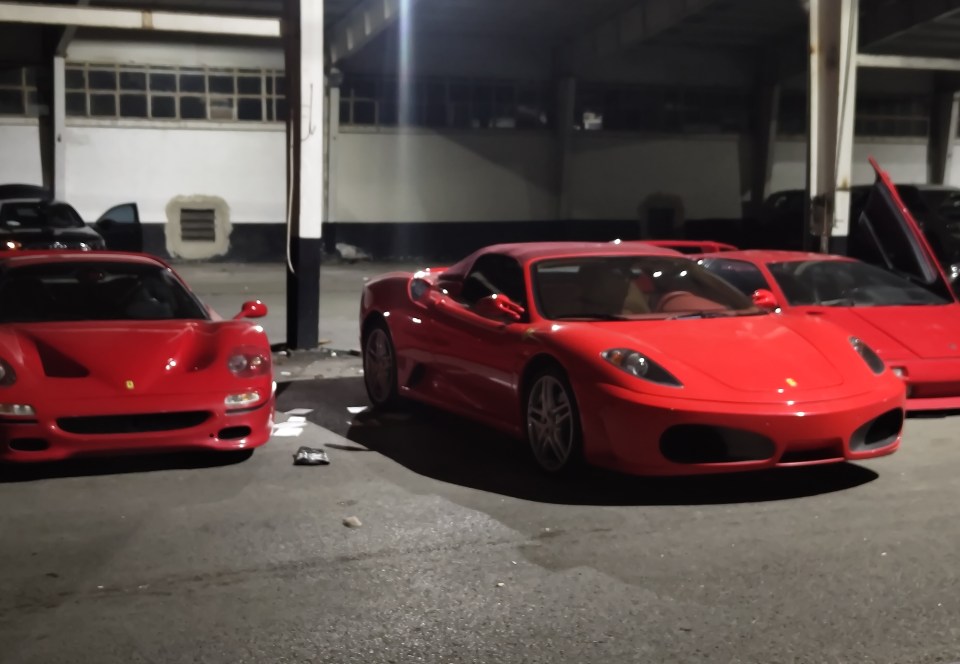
[0,388,275,463]
[576,381,905,476]
[888,357,960,412]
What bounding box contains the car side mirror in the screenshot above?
[752,289,779,310]
[473,294,524,322]
[234,300,268,319]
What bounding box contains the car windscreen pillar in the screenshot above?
[283,0,325,350]
[807,0,859,255]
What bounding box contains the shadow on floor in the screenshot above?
[338,404,879,507]
[0,450,253,484]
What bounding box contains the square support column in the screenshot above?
[283,0,325,350]
[929,89,960,185]
[556,77,576,220]
[807,0,859,255]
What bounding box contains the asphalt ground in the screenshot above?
[0,262,959,663]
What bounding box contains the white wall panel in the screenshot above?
[334,130,558,222]
[565,134,746,219]
[0,123,43,187]
[63,124,286,223]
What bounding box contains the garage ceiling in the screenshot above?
[3,0,960,68]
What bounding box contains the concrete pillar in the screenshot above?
[929,89,959,185]
[807,0,859,254]
[749,82,780,217]
[325,72,341,228]
[283,0,325,350]
[556,77,576,220]
[52,56,66,201]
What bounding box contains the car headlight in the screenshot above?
[0,359,16,386]
[849,337,885,375]
[601,348,682,387]
[227,347,271,378]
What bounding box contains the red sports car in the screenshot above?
[700,160,960,412]
[359,241,905,476]
[0,251,275,463]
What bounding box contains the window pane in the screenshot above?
[24,68,36,85]
[90,94,116,117]
[238,76,262,95]
[265,76,274,95]
[0,89,24,115]
[151,95,176,119]
[0,69,22,86]
[65,92,86,116]
[119,71,147,91]
[353,100,375,124]
[276,76,286,93]
[88,70,117,91]
[149,73,176,92]
[179,73,205,93]
[209,97,234,120]
[180,95,206,119]
[119,94,148,118]
[237,98,263,121]
[276,97,288,121]
[378,101,398,126]
[65,68,86,90]
[209,75,234,94]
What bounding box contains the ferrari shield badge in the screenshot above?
[125,380,135,390]
[785,378,798,388]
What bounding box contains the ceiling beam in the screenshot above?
[0,2,280,37]
[55,0,89,57]
[859,0,960,50]
[328,0,425,64]
[568,0,718,68]
[857,53,960,71]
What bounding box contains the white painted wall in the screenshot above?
[63,123,286,224]
[566,134,746,219]
[768,138,944,193]
[0,122,43,187]
[67,38,283,70]
[333,130,558,222]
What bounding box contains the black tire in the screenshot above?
[363,320,399,408]
[524,366,584,475]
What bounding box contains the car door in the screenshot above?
[849,158,958,303]
[429,254,530,424]
[94,203,143,251]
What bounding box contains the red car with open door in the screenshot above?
[360,241,905,477]
[0,251,274,462]
[700,158,960,412]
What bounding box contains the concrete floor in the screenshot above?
[1,261,959,664]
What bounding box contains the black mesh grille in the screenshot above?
[58,411,210,434]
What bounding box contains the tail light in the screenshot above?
[227,347,270,378]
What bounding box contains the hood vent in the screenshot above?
[35,340,90,378]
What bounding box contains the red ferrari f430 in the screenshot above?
[360,239,905,476]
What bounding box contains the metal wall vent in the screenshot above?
[180,208,217,243]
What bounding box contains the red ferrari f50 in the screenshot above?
[0,252,274,463]
[360,240,905,476]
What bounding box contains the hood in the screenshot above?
[805,305,960,360]
[1,320,257,396]
[578,314,845,393]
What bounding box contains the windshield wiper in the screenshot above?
[553,313,629,321]
[667,310,738,320]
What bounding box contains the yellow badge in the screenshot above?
[522,328,537,340]
[785,378,798,387]
[125,380,135,390]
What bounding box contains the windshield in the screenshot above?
[0,201,85,230]
[768,260,948,307]
[0,261,209,323]
[532,255,759,320]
